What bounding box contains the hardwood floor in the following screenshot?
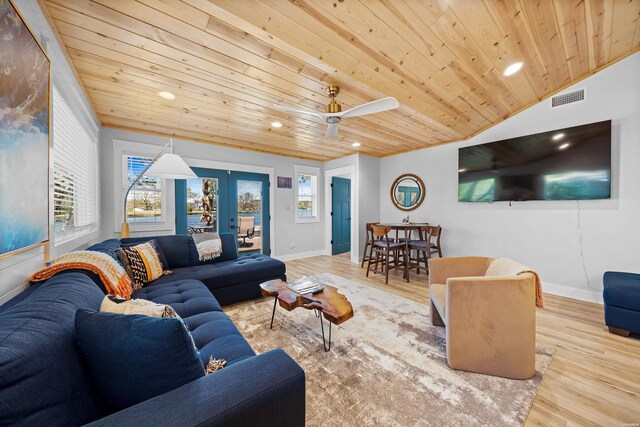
[285,253,640,426]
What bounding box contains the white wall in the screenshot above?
[99,128,325,258]
[0,1,100,304]
[380,53,640,303]
[323,154,380,263]
[357,155,381,260]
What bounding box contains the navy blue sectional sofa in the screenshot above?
[0,234,304,426]
[603,271,640,335]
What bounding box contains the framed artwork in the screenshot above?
[0,0,50,258]
[277,176,292,189]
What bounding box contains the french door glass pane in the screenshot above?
[186,177,219,232]
[237,180,261,252]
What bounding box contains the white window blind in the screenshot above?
[53,86,98,242]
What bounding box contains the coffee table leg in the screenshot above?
[319,314,332,352]
[269,296,278,329]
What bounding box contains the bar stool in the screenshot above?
[366,225,409,284]
[427,225,443,258]
[360,222,379,268]
[407,226,431,275]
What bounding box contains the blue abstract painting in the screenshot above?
[0,0,50,257]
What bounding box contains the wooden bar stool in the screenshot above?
[360,222,379,268]
[407,226,431,275]
[366,225,409,284]
[427,225,443,258]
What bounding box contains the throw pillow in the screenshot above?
[75,309,205,410]
[121,239,170,271]
[100,295,179,319]
[118,241,165,290]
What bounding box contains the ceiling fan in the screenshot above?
[273,85,400,139]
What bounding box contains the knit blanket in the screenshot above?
[29,251,133,299]
[192,232,223,262]
[485,257,545,308]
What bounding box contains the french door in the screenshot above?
[175,168,270,255]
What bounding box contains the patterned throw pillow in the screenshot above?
[117,241,165,290]
[100,295,179,319]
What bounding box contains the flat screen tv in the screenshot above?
[458,120,611,202]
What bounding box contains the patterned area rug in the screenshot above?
[225,273,554,426]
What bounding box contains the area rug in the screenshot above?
[225,273,554,426]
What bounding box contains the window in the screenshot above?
[294,165,319,223]
[124,156,163,223]
[53,87,98,243]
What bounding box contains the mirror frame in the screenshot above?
[390,173,425,211]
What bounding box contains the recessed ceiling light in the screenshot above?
[503,62,523,76]
[552,133,565,141]
[157,91,175,100]
[558,143,570,150]
[352,142,361,147]
[271,121,283,128]
[458,168,467,173]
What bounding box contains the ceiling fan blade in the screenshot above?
[273,104,324,120]
[325,123,339,139]
[340,97,400,119]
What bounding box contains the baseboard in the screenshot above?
[542,282,603,304]
[274,250,326,262]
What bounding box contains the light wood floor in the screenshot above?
[285,253,640,426]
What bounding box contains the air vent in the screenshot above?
[551,88,586,108]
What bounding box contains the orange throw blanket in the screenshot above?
[485,257,545,308]
[30,251,133,299]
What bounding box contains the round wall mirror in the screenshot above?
[390,174,425,211]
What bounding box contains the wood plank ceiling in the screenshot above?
[40,0,640,161]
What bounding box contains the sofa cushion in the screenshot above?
[133,279,223,318]
[134,280,255,365]
[0,273,105,426]
[75,309,205,411]
[122,235,196,269]
[121,234,239,269]
[152,254,285,292]
[604,271,640,311]
[185,312,256,366]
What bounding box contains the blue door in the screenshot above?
[229,171,270,256]
[175,169,270,255]
[331,177,351,255]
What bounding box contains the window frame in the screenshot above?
[52,86,99,247]
[293,165,320,224]
[113,139,175,234]
[123,155,165,225]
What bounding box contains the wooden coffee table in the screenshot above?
[260,279,354,351]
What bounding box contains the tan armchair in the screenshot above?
[428,257,536,379]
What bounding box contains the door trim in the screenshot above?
[324,164,359,264]
[182,157,275,258]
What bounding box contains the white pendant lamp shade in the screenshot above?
[145,153,197,179]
